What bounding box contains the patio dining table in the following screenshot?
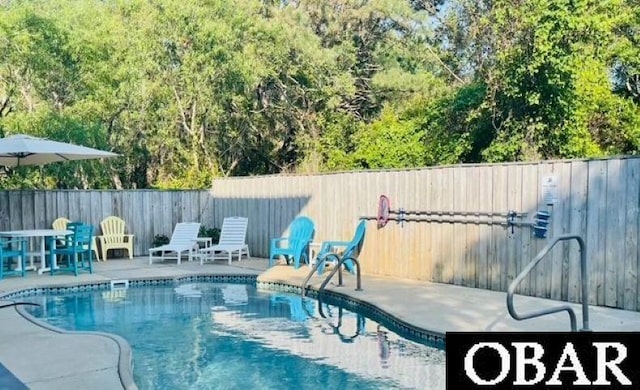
[0,229,72,274]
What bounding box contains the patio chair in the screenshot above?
[0,237,27,279]
[52,217,71,232]
[268,216,315,269]
[51,217,71,249]
[97,216,134,261]
[315,219,366,275]
[52,217,100,261]
[148,222,201,265]
[199,217,250,265]
[49,222,94,276]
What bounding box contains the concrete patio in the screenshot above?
[1,256,639,389]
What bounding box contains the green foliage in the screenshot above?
[198,225,220,244]
[350,108,426,169]
[316,112,363,171]
[408,83,488,165]
[446,0,640,162]
[152,234,170,247]
[0,0,639,189]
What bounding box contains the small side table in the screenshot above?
[194,237,212,262]
[308,242,322,268]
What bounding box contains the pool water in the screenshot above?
[23,283,445,389]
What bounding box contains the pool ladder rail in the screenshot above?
[317,303,366,343]
[301,252,363,298]
[506,234,590,332]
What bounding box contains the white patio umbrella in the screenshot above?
[0,133,119,167]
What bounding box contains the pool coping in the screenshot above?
[14,303,138,390]
[1,272,446,389]
[0,274,260,390]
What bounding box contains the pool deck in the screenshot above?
[1,256,640,389]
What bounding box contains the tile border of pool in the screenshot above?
[3,274,448,348]
[0,275,257,300]
[3,275,447,348]
[256,280,446,349]
[1,273,446,389]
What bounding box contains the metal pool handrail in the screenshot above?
[301,253,336,298]
[507,234,590,332]
[318,256,363,294]
[301,253,363,297]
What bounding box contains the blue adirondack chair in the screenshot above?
[0,237,27,280]
[269,216,315,268]
[49,222,94,276]
[315,219,366,275]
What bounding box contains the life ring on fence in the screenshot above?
[377,195,390,229]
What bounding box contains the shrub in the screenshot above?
[152,234,170,247]
[199,225,220,244]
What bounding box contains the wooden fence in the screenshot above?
[212,157,640,311]
[0,190,215,258]
[1,156,639,311]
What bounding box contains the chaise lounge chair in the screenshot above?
[268,216,315,269]
[199,217,250,265]
[148,222,201,265]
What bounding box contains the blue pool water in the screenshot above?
[23,282,445,389]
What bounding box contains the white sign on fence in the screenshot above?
[541,175,558,205]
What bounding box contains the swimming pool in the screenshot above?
[22,282,445,389]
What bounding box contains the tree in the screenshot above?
[1,0,638,189]
[440,0,640,162]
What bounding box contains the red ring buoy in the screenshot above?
[377,195,390,229]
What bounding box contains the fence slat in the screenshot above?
[624,159,640,310]
[587,160,608,305]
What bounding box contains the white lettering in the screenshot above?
[592,342,631,385]
[546,342,591,385]
[512,342,546,385]
[464,342,510,385]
